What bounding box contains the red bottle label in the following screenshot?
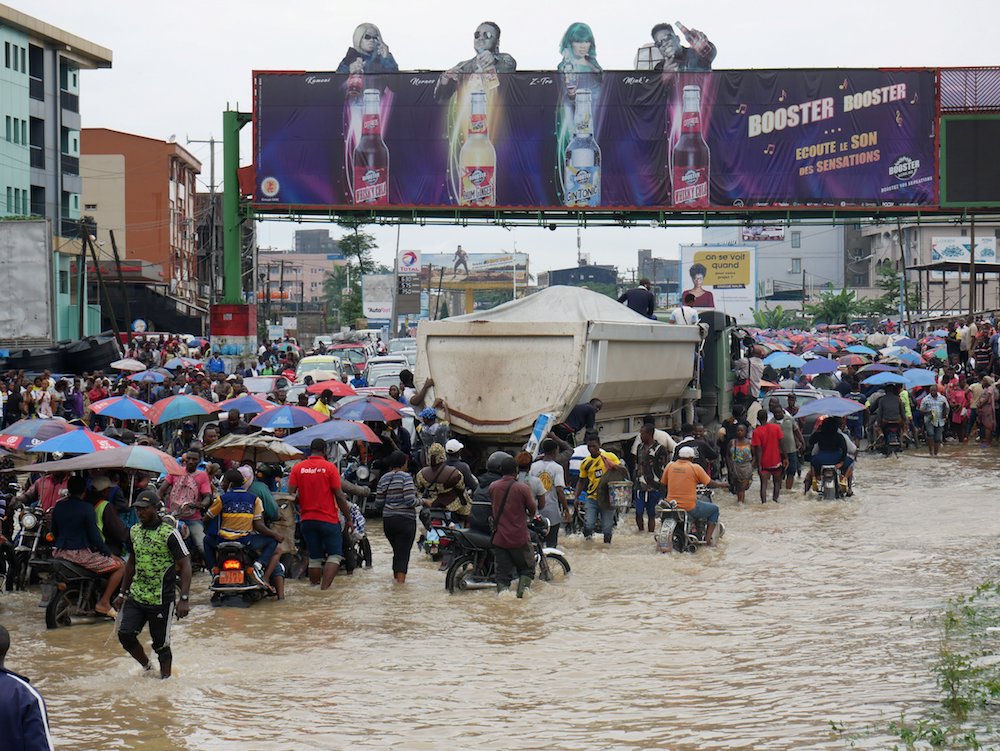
[672,167,709,206]
[354,166,388,204]
[681,112,701,134]
[362,114,381,134]
[460,165,495,205]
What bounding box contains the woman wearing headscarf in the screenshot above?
[975,376,996,447]
[336,23,398,75]
[416,443,469,521]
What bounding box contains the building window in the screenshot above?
[59,270,69,295]
[20,120,26,147]
[790,258,802,274]
[4,116,10,142]
[852,273,868,286]
[4,42,9,68]
[5,187,11,214]
[791,231,802,248]
[20,47,26,74]
[84,203,97,211]
[31,185,44,216]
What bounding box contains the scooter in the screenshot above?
[443,516,571,594]
[208,541,275,607]
[655,489,724,553]
[44,559,110,629]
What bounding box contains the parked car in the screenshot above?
[388,337,416,354]
[296,355,345,383]
[326,343,368,375]
[243,375,292,398]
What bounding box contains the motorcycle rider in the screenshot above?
[113,490,191,679]
[51,475,125,618]
[873,383,905,447]
[660,446,727,545]
[160,449,212,563]
[14,471,68,514]
[445,439,479,493]
[203,469,284,591]
[489,455,537,597]
[802,416,850,494]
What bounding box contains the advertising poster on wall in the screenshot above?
[255,68,936,210]
[679,245,756,323]
[930,237,998,264]
[741,223,785,241]
[361,274,393,320]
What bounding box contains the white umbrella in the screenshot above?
[110,358,147,372]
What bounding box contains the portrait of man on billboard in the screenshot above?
[650,22,716,73]
[434,21,517,102]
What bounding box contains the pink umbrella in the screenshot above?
[146,395,217,425]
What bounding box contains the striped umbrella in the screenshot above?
[249,405,328,429]
[0,417,76,451]
[218,394,278,415]
[146,395,217,425]
[89,396,153,421]
[28,427,125,454]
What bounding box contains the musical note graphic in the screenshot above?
[763,143,776,155]
[778,89,787,102]
[909,92,919,104]
[838,78,849,90]
[735,103,748,114]
[895,110,904,126]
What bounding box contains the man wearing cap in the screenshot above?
[114,489,191,679]
[288,438,354,590]
[445,439,478,492]
[661,447,727,545]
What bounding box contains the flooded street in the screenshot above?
[2,447,998,750]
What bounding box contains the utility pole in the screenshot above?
[187,136,218,305]
[108,230,133,346]
[278,259,286,324]
[802,268,807,309]
[969,214,976,316]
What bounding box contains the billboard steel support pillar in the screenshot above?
[223,110,252,305]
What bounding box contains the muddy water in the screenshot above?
[2,447,998,750]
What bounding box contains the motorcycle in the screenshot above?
[655,488,724,553]
[12,503,54,591]
[342,502,373,573]
[343,460,380,516]
[810,464,849,500]
[208,540,275,607]
[443,516,571,594]
[417,507,457,561]
[44,559,110,629]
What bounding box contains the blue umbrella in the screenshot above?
[846,344,878,356]
[801,357,838,375]
[793,396,866,418]
[129,370,165,383]
[932,329,948,336]
[90,396,152,421]
[163,357,201,370]
[902,369,937,388]
[862,372,909,386]
[285,418,381,447]
[889,351,924,365]
[763,352,806,369]
[894,338,917,349]
[859,363,900,373]
[249,405,327,430]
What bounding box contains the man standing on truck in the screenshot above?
[552,398,603,443]
[617,278,655,319]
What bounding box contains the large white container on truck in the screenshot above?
[415,286,702,442]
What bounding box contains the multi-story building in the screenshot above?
[81,128,204,330]
[0,6,111,340]
[257,250,346,309]
[700,224,854,310]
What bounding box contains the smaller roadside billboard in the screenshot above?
[679,245,757,324]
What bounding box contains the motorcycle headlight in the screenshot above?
[21,511,38,530]
[355,466,370,481]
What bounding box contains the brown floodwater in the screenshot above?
[1,445,998,750]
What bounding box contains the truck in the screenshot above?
[414,286,737,454]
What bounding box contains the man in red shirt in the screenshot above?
[288,438,353,589]
[751,408,786,503]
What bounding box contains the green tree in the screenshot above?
[805,286,862,325]
[336,219,377,275]
[859,264,921,318]
[752,304,802,329]
[322,223,382,328]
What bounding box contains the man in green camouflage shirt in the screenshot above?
[114,490,191,679]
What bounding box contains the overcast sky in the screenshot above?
[16,0,1000,274]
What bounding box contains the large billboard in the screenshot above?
[930,237,998,263]
[254,69,937,211]
[679,245,756,324]
[421,250,529,285]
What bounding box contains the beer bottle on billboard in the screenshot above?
[671,84,710,208]
[353,88,389,205]
[564,89,601,207]
[458,90,496,206]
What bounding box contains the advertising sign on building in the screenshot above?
[361,274,393,319]
[679,245,757,324]
[398,249,421,274]
[741,224,785,242]
[930,237,998,264]
[255,69,936,210]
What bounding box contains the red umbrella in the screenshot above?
[90,396,152,421]
[330,395,408,422]
[837,354,867,367]
[146,395,217,425]
[306,380,357,397]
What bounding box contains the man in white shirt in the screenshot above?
[670,293,699,325]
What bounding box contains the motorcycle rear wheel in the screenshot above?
[45,586,85,629]
[357,537,373,568]
[445,555,478,593]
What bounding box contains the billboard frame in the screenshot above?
[939,113,1000,208]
